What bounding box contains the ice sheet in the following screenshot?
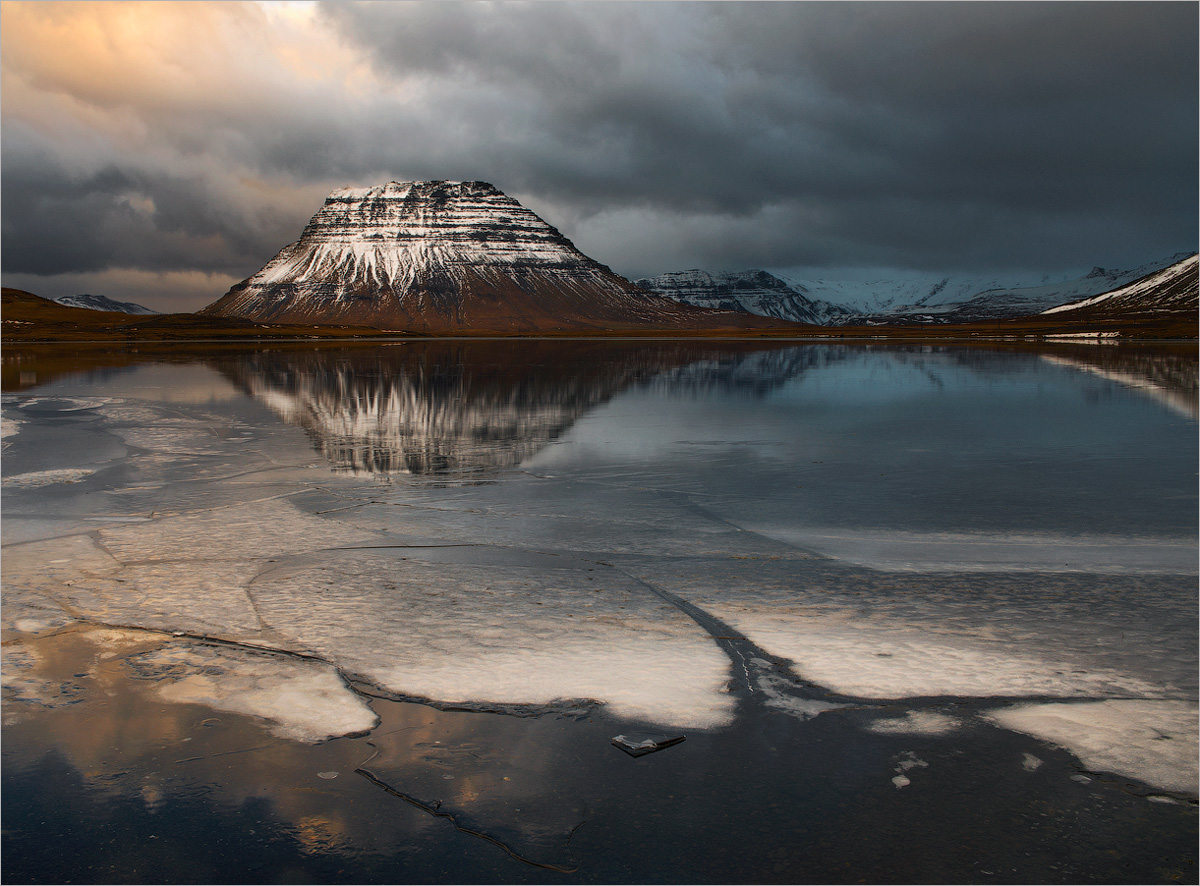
[249,549,735,728]
[745,527,1198,575]
[984,700,1199,795]
[716,621,1162,699]
[625,558,1196,701]
[129,642,379,743]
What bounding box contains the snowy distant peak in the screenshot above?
[1042,253,1198,316]
[635,269,850,326]
[53,294,158,315]
[640,253,1195,326]
[639,268,807,295]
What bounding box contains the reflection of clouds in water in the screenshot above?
[1,625,591,861]
[0,628,419,854]
[130,642,378,743]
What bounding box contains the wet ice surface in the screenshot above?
[129,641,379,743]
[3,343,1197,825]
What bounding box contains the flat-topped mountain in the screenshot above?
[201,180,783,333]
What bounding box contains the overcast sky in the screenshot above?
[2,1,1196,312]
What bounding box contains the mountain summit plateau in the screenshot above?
[201,180,769,333]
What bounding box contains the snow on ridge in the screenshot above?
[1042,254,1198,315]
[635,268,851,325]
[247,180,590,291]
[638,253,1193,324]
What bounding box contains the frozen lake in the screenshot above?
[3,339,1197,882]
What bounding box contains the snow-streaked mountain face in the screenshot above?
[201,180,762,332]
[634,270,853,325]
[639,254,1193,325]
[53,294,158,315]
[1042,253,1198,318]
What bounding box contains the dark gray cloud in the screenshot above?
[1,1,1195,310]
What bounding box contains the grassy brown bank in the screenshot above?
[4,286,1196,343]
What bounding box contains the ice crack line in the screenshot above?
[354,767,579,874]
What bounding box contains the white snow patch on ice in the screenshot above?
[984,700,1199,795]
[754,667,847,720]
[868,711,962,735]
[2,468,96,488]
[717,619,1161,700]
[891,751,928,789]
[251,552,735,729]
[138,643,379,743]
[12,618,52,634]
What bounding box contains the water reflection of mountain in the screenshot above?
[213,341,810,477]
[645,346,852,396]
[1038,345,1198,419]
[212,340,1196,477]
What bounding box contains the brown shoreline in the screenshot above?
[5,286,1197,343]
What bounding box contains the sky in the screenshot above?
[1,0,1196,313]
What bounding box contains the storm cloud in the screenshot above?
[1,1,1195,311]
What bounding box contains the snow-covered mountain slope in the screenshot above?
[882,253,1195,323]
[202,180,778,333]
[1042,253,1198,317]
[638,254,1192,326]
[53,294,158,315]
[634,270,852,325]
[787,274,1021,317]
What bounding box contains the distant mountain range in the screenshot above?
[636,252,1195,326]
[630,269,853,326]
[52,294,158,315]
[53,293,159,315]
[6,178,1193,339]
